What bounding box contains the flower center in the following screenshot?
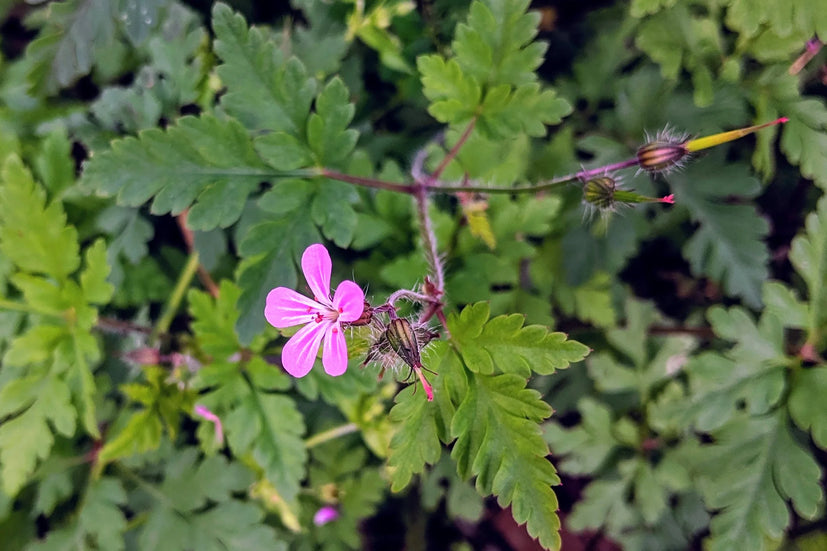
[307,306,340,323]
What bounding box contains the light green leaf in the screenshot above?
[387,341,463,492]
[452,372,559,550]
[0,377,76,497]
[80,239,114,304]
[449,302,589,377]
[0,156,79,280]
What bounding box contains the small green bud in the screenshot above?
[583,175,617,210]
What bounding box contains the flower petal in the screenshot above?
[301,243,332,304]
[332,280,365,323]
[322,323,348,376]
[265,287,323,328]
[281,321,328,377]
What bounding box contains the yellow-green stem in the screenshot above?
[304,423,359,448]
[152,251,201,339]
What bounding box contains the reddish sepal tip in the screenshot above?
[777,117,789,124]
[659,194,675,204]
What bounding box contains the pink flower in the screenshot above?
[313,506,340,526]
[194,404,224,445]
[264,244,365,377]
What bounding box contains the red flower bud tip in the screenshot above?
[658,194,675,204]
[415,367,434,402]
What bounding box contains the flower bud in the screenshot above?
[344,301,373,327]
[582,175,617,210]
[636,139,689,174]
[385,318,422,369]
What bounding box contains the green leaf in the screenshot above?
[417,0,569,137]
[653,306,789,432]
[0,377,76,496]
[418,55,481,125]
[80,239,114,304]
[762,281,808,329]
[387,341,462,492]
[33,129,74,196]
[780,97,827,190]
[452,372,560,550]
[133,449,282,551]
[448,302,589,377]
[189,281,242,359]
[212,2,315,134]
[306,77,359,165]
[254,132,313,171]
[235,197,319,344]
[696,413,824,551]
[672,155,769,307]
[789,195,827,342]
[0,156,79,280]
[235,177,358,342]
[544,397,619,475]
[225,392,306,503]
[24,0,116,93]
[454,0,546,87]
[724,0,827,41]
[788,367,827,449]
[80,114,272,230]
[29,478,127,551]
[630,0,678,17]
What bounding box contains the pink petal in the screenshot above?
[265,287,323,328]
[332,280,365,323]
[313,506,339,526]
[322,323,348,376]
[281,321,328,377]
[301,244,332,304]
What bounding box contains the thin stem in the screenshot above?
[320,168,415,194]
[177,211,220,299]
[96,316,153,335]
[431,117,477,181]
[414,184,444,292]
[320,157,642,196]
[152,251,200,339]
[304,423,359,448]
[386,289,432,308]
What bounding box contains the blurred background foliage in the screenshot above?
[0,0,826,550]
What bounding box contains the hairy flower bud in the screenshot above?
[636,137,689,174]
[582,175,618,210]
[582,174,674,216]
[364,317,437,401]
[385,318,422,369]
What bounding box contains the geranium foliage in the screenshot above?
[1,0,826,549]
